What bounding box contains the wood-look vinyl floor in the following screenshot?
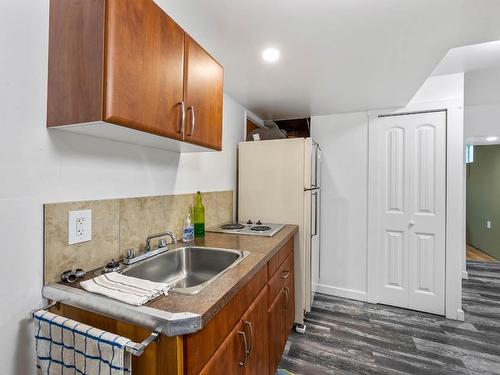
[279,261,500,374]
[467,245,497,262]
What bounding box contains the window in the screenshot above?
[466,144,474,164]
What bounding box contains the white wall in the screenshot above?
[311,113,369,300]
[409,73,464,105]
[464,67,500,142]
[465,104,500,139]
[0,2,248,374]
[312,74,465,309]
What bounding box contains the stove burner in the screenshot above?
[250,225,271,232]
[220,223,245,230]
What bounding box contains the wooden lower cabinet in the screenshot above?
[201,287,269,374]
[240,287,269,375]
[200,320,246,375]
[51,304,184,375]
[268,272,295,374]
[197,239,294,375]
[49,237,295,375]
[285,272,295,334]
[268,289,286,374]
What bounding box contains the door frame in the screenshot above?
[367,99,465,320]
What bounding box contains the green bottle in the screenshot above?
[193,191,205,237]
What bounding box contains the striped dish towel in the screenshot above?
[34,310,132,374]
[80,272,170,306]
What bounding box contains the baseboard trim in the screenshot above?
[316,284,367,302]
[462,270,469,279]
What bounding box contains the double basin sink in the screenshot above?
[122,246,250,294]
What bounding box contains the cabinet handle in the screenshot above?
[280,270,290,279]
[237,331,248,367]
[283,287,290,312]
[177,102,185,135]
[243,321,253,356]
[187,106,195,136]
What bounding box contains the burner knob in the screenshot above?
[247,220,253,225]
[256,220,262,225]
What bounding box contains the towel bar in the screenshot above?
[31,300,160,356]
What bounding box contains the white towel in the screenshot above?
[80,272,170,306]
[34,310,132,374]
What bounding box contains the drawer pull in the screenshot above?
[280,270,290,279]
[243,321,253,355]
[283,287,290,312]
[238,331,248,367]
[177,102,185,135]
[187,106,195,136]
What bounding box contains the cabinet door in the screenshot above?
[285,272,295,334]
[241,287,269,375]
[104,0,185,139]
[183,34,224,150]
[200,321,246,375]
[268,289,286,375]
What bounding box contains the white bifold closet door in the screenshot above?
[372,111,446,315]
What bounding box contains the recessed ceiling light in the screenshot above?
[486,136,498,142]
[262,48,280,63]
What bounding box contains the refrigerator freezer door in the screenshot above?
[305,139,321,190]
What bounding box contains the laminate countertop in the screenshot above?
[42,225,298,336]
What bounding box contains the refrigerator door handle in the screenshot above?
[312,191,318,236]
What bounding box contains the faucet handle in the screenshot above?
[158,238,167,248]
[126,248,135,259]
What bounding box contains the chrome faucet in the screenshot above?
[144,231,177,252]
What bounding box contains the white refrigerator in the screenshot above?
[238,138,321,325]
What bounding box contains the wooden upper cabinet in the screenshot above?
[104,0,184,139]
[47,0,223,152]
[47,0,105,126]
[183,35,224,150]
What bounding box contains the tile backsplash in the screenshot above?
[44,191,233,283]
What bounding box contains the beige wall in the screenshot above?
[44,191,233,283]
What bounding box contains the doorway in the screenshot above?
[368,111,447,315]
[466,144,500,263]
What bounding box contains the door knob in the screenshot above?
[409,220,415,226]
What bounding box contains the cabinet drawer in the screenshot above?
[267,238,293,279]
[268,252,294,305]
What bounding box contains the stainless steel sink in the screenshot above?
[122,246,249,294]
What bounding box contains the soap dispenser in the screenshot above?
[182,212,194,243]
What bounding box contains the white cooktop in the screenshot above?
[206,221,285,237]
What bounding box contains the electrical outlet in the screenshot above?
[68,209,92,245]
[487,220,492,230]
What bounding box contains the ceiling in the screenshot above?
[160,0,500,120]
